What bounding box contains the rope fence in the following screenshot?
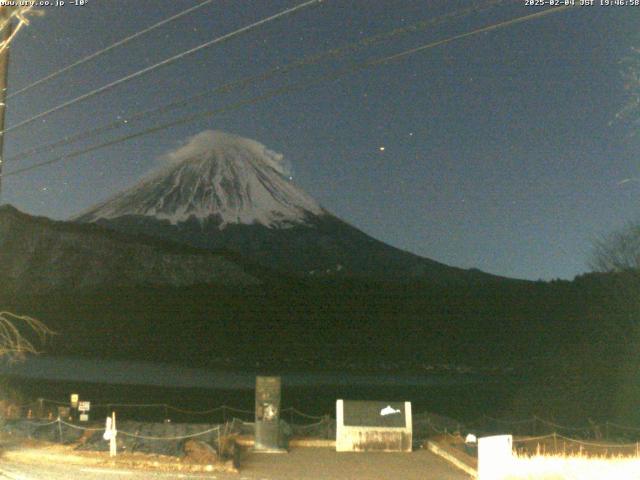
[8,414,640,464]
[8,397,640,448]
[115,425,222,441]
[5,410,640,459]
[0,416,611,445]
[282,407,326,420]
[425,419,640,457]
[25,400,640,432]
[513,433,557,443]
[463,414,615,438]
[4,398,328,428]
[550,433,640,449]
[605,421,640,432]
[510,431,640,458]
[30,399,326,423]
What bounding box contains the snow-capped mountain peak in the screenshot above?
[75,131,325,228]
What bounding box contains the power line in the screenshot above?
[7,0,215,100]
[2,6,572,180]
[6,0,511,165]
[0,0,322,135]
[365,5,570,66]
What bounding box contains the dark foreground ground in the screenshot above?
[0,461,218,480]
[0,445,470,480]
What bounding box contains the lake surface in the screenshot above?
[0,356,489,389]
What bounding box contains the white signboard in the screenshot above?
[78,401,91,412]
[79,413,89,422]
[336,400,412,452]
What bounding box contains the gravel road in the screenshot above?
[0,447,471,480]
[0,461,219,479]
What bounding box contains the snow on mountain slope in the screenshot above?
[76,131,325,228]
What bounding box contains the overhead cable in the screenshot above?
[3,6,572,179]
[0,0,322,135]
[7,0,216,99]
[6,0,511,164]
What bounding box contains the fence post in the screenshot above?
[57,417,62,443]
[110,411,117,457]
[553,432,557,453]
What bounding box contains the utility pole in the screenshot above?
[0,7,13,204]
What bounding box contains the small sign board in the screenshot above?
[70,394,79,408]
[79,413,89,422]
[78,401,91,412]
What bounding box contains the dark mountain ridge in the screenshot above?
[0,204,261,293]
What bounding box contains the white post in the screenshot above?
[109,411,117,457]
[335,400,344,452]
[405,402,412,432]
[478,434,513,480]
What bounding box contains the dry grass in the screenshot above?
[514,435,640,458]
[2,442,238,474]
[504,451,640,480]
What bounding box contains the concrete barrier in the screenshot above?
[426,440,478,478]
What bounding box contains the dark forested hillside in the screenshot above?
[0,276,613,369]
[1,272,638,422]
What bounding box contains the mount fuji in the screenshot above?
[75,131,496,283]
[77,131,324,229]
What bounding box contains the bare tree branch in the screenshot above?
[590,223,640,273]
[0,311,54,362]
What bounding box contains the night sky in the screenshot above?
[2,0,638,281]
